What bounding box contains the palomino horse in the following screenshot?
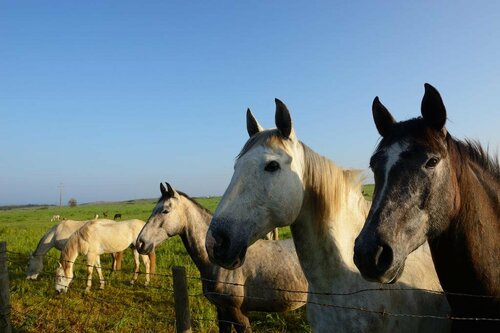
[136,183,307,333]
[26,219,132,279]
[206,100,450,332]
[55,219,151,293]
[354,84,500,330]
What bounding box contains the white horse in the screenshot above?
[206,100,450,332]
[50,215,61,222]
[136,183,307,333]
[55,219,150,293]
[26,219,119,279]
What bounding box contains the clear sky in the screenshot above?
[1,1,499,205]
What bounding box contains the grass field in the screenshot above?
[0,186,374,332]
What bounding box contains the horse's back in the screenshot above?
[83,219,145,253]
[52,220,90,250]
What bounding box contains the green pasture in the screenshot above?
[0,186,373,332]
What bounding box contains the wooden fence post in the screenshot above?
[172,266,191,333]
[0,241,12,333]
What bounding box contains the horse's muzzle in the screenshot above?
[206,228,247,269]
[136,238,154,255]
[353,235,398,283]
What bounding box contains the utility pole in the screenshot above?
[58,183,63,207]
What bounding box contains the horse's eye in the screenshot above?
[425,157,439,169]
[265,161,280,172]
[162,210,169,214]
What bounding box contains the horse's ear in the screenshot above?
[246,108,263,137]
[275,98,292,138]
[166,182,176,198]
[421,83,447,131]
[58,262,62,268]
[372,96,396,137]
[160,183,167,197]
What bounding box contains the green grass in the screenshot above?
[1,186,373,332]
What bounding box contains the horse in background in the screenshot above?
[206,100,450,332]
[136,183,307,333]
[56,219,151,293]
[114,213,122,220]
[27,219,155,279]
[354,84,499,331]
[50,215,61,222]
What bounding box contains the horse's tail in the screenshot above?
[148,250,156,274]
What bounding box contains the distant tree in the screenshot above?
[68,198,77,207]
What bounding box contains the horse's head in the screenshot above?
[136,183,184,254]
[354,83,456,283]
[55,261,73,293]
[206,99,305,269]
[26,253,42,280]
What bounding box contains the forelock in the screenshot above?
[375,117,447,155]
[237,130,289,159]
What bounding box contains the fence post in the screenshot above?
[172,266,191,333]
[0,241,12,333]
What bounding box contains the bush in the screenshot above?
[68,198,77,207]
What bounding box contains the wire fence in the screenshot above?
[2,245,500,333]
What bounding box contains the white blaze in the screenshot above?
[371,142,409,213]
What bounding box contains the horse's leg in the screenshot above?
[130,249,140,285]
[224,307,251,333]
[216,307,232,333]
[113,251,123,271]
[95,255,105,290]
[273,228,279,240]
[140,254,150,286]
[85,253,97,293]
[148,249,156,274]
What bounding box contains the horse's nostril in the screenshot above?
[213,232,231,258]
[374,244,393,273]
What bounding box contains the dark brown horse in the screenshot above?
[354,83,499,331]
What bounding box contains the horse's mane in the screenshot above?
[60,220,98,265]
[237,129,366,233]
[177,191,212,215]
[61,230,81,266]
[453,138,500,182]
[158,190,212,215]
[301,143,365,230]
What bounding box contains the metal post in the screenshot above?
[172,266,191,333]
[58,183,63,208]
[0,242,12,333]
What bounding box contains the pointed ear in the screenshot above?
[246,108,264,137]
[58,262,62,268]
[275,98,292,138]
[166,182,176,198]
[160,183,167,197]
[421,83,447,131]
[372,97,396,137]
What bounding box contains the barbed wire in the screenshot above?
[10,249,500,301]
[5,248,500,324]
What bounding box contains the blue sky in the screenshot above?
[1,1,499,205]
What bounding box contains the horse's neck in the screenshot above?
[33,224,58,256]
[431,159,500,298]
[179,198,214,276]
[291,149,369,290]
[61,238,80,273]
